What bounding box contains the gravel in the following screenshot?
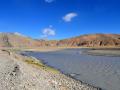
[0,50,100,90]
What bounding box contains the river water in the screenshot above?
[24,49,120,90]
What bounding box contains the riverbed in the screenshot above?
[23,49,120,90]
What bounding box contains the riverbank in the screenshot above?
[22,48,120,90]
[2,46,120,52]
[83,49,120,57]
[0,49,100,90]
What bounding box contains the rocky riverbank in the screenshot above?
[0,49,100,90]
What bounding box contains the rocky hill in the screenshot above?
[58,34,120,47]
[0,33,120,47]
[0,33,40,47]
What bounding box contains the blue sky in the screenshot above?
[0,0,120,39]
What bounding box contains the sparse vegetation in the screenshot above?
[2,34,12,47]
[25,58,59,74]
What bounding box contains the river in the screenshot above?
[23,49,120,90]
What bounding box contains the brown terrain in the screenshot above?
[58,34,120,47]
[0,33,120,47]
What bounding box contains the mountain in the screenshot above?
[0,33,58,47]
[0,33,39,47]
[0,33,120,47]
[58,34,120,47]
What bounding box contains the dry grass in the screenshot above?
[25,58,60,74]
[0,48,60,74]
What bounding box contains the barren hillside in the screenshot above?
[0,33,120,47]
[58,34,120,47]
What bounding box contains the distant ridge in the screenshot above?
[0,33,120,47]
[0,33,39,47]
[58,34,120,47]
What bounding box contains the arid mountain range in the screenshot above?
[0,33,120,47]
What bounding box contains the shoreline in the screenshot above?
[0,49,101,90]
[25,55,101,89]
[19,51,101,90]
[2,47,120,90]
[25,55,100,89]
[19,47,120,90]
[83,49,120,57]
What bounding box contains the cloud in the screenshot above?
[13,32,26,37]
[14,32,23,36]
[41,26,56,38]
[63,12,78,22]
[44,0,55,3]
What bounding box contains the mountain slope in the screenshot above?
[0,33,120,47]
[0,33,38,47]
[58,34,120,47]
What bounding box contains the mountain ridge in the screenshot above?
[0,33,120,47]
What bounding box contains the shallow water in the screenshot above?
[24,49,120,90]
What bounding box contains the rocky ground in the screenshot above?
[0,50,100,90]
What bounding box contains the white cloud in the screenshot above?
[42,26,56,38]
[13,32,26,37]
[14,32,22,36]
[63,12,78,22]
[44,0,54,3]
